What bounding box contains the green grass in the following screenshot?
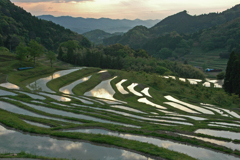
[1,51,240,159]
[47,67,101,92]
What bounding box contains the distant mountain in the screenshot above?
[103,4,240,49]
[82,29,123,44]
[0,0,91,51]
[150,4,240,35]
[37,15,160,34]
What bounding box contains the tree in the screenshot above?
[223,51,236,93]
[46,51,56,68]
[158,48,172,59]
[224,51,240,96]
[16,43,29,65]
[28,40,44,67]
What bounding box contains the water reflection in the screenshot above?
[195,129,240,140]
[72,104,191,125]
[138,98,166,110]
[116,79,129,94]
[141,87,152,98]
[179,133,240,150]
[59,75,91,95]
[164,96,214,115]
[0,101,79,124]
[203,82,211,87]
[84,77,126,104]
[20,101,138,128]
[179,78,186,82]
[110,105,145,114]
[0,125,149,160]
[17,91,46,100]
[164,102,199,114]
[39,92,71,102]
[63,128,239,160]
[0,82,20,89]
[27,68,82,93]
[127,83,143,96]
[0,89,17,96]
[23,120,51,128]
[210,122,240,127]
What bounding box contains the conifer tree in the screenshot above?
[223,51,236,93]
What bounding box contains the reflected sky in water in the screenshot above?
[195,129,240,140]
[17,91,46,100]
[116,79,129,94]
[127,83,143,96]
[0,100,81,124]
[164,95,214,115]
[64,128,240,160]
[39,92,71,102]
[0,89,17,96]
[0,82,20,89]
[27,68,82,93]
[138,98,166,110]
[84,77,126,104]
[141,87,152,98]
[0,125,150,160]
[59,75,91,95]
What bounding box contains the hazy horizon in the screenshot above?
[11,0,239,20]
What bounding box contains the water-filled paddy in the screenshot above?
[27,68,82,93]
[63,128,239,160]
[127,83,143,96]
[20,101,137,128]
[116,79,129,94]
[195,129,240,140]
[0,82,20,89]
[0,125,150,160]
[17,91,46,100]
[138,98,166,109]
[0,89,17,96]
[59,75,91,95]
[0,101,79,124]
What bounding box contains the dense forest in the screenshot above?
[0,0,91,51]
[103,4,240,59]
[58,41,205,79]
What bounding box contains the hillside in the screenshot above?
[83,29,123,44]
[0,0,91,51]
[151,4,240,35]
[103,4,240,48]
[1,49,240,160]
[38,15,160,34]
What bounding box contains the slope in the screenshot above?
[0,0,91,51]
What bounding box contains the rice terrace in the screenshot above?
[1,0,240,159]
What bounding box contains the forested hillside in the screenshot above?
[83,29,123,44]
[0,0,91,51]
[103,4,240,55]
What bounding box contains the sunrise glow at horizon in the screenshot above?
[11,0,240,20]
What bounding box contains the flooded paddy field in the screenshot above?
[1,68,240,160]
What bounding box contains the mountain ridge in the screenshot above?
[37,15,160,34]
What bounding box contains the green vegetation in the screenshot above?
[1,50,240,159]
[58,41,205,79]
[224,52,240,96]
[83,29,123,44]
[0,0,91,51]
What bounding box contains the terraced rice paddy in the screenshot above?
[1,68,240,160]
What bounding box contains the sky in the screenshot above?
[11,0,240,20]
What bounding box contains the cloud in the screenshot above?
[11,0,93,3]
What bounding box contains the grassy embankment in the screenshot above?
[1,51,240,159]
[181,47,228,78]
